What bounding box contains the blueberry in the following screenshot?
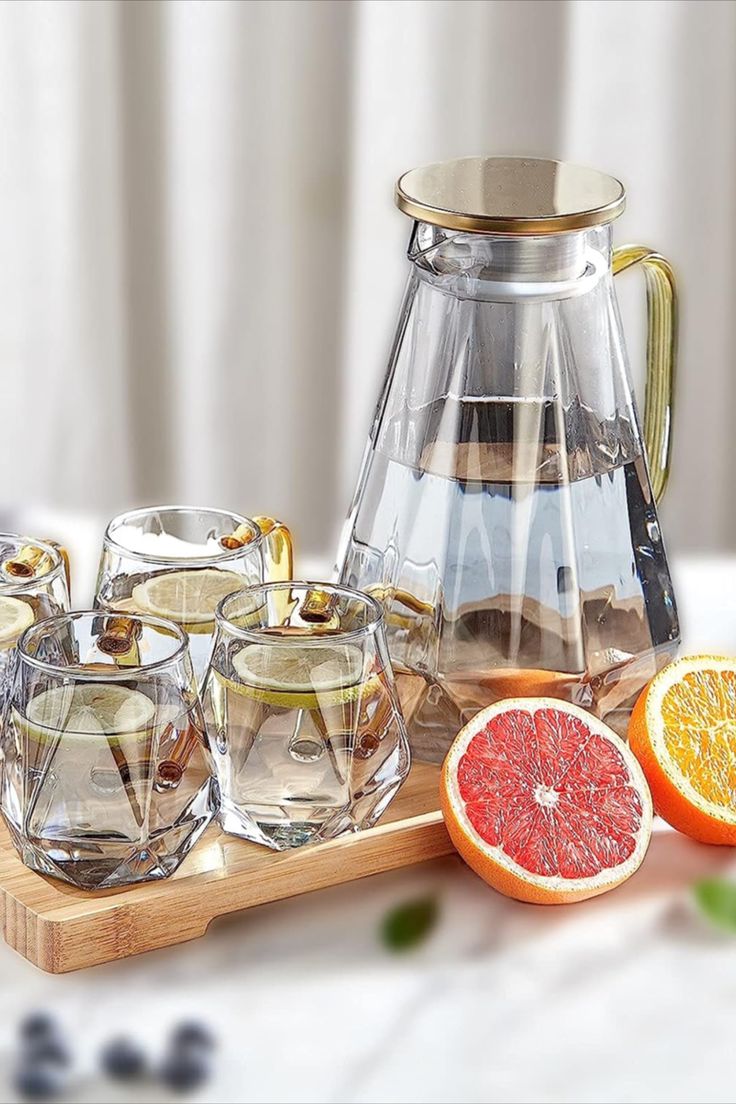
[12,1062,65,1101]
[170,1020,216,1052]
[24,1037,71,1067]
[100,1037,147,1080]
[18,1013,58,1045]
[160,1049,211,1093]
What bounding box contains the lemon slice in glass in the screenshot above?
[228,641,375,708]
[132,569,246,632]
[0,595,34,650]
[22,684,157,746]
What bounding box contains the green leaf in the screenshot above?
[693,878,736,930]
[381,896,439,952]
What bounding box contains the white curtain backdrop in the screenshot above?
[0,0,734,558]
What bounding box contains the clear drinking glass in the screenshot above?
[201,581,411,850]
[0,535,70,705]
[95,506,293,683]
[1,611,218,889]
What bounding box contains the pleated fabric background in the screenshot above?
[0,0,734,556]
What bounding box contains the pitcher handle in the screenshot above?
[252,516,294,582]
[612,245,677,503]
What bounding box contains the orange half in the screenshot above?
[629,655,736,844]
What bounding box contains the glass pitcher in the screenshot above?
[337,157,679,762]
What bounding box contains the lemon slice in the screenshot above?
[227,641,374,708]
[22,684,157,744]
[0,595,34,650]
[131,569,245,632]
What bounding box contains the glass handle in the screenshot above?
[97,615,141,665]
[300,588,338,623]
[2,539,71,594]
[613,245,677,503]
[44,539,71,594]
[252,516,294,582]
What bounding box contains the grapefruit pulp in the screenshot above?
[440,698,653,904]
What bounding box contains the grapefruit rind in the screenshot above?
[629,655,736,844]
[441,697,653,905]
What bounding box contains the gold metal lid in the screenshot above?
[395,157,625,234]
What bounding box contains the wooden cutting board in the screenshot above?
[0,761,451,973]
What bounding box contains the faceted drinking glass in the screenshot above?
[95,505,293,683]
[1,611,218,889]
[201,581,411,850]
[0,535,70,706]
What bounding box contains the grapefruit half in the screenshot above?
[440,698,653,904]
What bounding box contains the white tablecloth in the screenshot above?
[1,555,735,1104]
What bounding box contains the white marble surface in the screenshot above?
[0,553,735,1103]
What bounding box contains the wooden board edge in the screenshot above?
[0,883,56,973]
[24,809,448,924]
[20,812,455,973]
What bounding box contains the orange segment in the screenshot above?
[628,655,736,844]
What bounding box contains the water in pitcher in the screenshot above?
[339,397,679,761]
